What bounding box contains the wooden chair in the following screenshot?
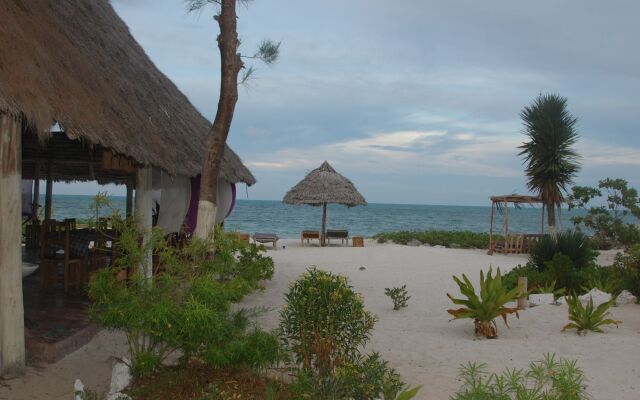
[300,230,320,246]
[253,232,279,249]
[326,229,349,246]
[40,220,84,292]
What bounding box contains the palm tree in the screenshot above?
[519,93,581,235]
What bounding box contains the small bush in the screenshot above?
[451,353,589,399]
[279,268,376,376]
[373,231,497,249]
[385,285,411,310]
[530,230,598,272]
[563,295,622,334]
[447,268,522,339]
[280,268,420,400]
[88,220,280,378]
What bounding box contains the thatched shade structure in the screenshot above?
[283,161,366,246]
[0,0,255,185]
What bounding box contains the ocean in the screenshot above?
[43,195,583,238]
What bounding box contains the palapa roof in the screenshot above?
[283,161,367,207]
[0,0,255,185]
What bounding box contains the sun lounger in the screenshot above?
[300,230,320,246]
[253,232,279,249]
[326,229,349,246]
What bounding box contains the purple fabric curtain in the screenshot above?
[183,176,237,234]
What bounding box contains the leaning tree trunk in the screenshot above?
[194,0,243,240]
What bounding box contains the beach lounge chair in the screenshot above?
[326,229,349,246]
[253,232,279,249]
[300,230,320,246]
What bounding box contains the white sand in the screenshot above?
[2,241,638,400]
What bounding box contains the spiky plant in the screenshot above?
[519,93,581,235]
[562,295,622,334]
[447,268,522,339]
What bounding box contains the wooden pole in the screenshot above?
[0,113,26,375]
[32,160,40,220]
[517,276,528,309]
[44,160,53,220]
[540,204,545,234]
[125,177,133,217]
[321,202,327,247]
[135,167,153,278]
[504,200,509,254]
[488,201,495,255]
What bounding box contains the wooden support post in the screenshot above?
[135,167,153,278]
[540,204,545,234]
[488,201,495,255]
[320,202,327,247]
[504,200,509,254]
[125,177,133,217]
[44,160,53,220]
[517,276,528,310]
[32,160,40,220]
[0,113,26,375]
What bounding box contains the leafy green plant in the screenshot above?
[280,268,420,400]
[451,353,589,399]
[447,268,522,338]
[530,230,598,272]
[562,295,622,334]
[88,218,280,378]
[535,280,566,301]
[385,285,410,310]
[279,268,376,376]
[569,178,640,249]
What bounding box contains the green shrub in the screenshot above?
[563,295,622,334]
[280,268,420,400]
[373,231,497,249]
[612,244,640,298]
[451,353,589,399]
[88,220,280,378]
[279,268,376,376]
[502,263,549,292]
[385,285,410,310]
[447,268,522,339]
[530,230,598,272]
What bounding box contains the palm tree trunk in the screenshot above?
[547,201,557,237]
[194,0,242,240]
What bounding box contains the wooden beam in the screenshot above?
[0,113,26,375]
[126,177,133,217]
[504,200,509,254]
[32,160,40,220]
[44,160,53,220]
[135,167,153,278]
[488,201,495,255]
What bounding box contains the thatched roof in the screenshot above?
[283,161,367,207]
[0,0,255,185]
[490,195,543,204]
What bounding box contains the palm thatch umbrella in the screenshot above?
[283,161,367,246]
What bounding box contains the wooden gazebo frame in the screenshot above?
[488,195,545,255]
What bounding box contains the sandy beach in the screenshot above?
[2,240,638,400]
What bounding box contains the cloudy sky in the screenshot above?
[62,0,640,205]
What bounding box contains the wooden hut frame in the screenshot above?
[488,195,545,255]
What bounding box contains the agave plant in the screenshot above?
[447,268,522,339]
[562,295,622,334]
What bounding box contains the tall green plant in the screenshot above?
[529,230,597,272]
[519,93,581,235]
[447,268,522,338]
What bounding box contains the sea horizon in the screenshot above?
[43,194,583,238]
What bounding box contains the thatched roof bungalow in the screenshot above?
[0,0,254,374]
[0,0,255,185]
